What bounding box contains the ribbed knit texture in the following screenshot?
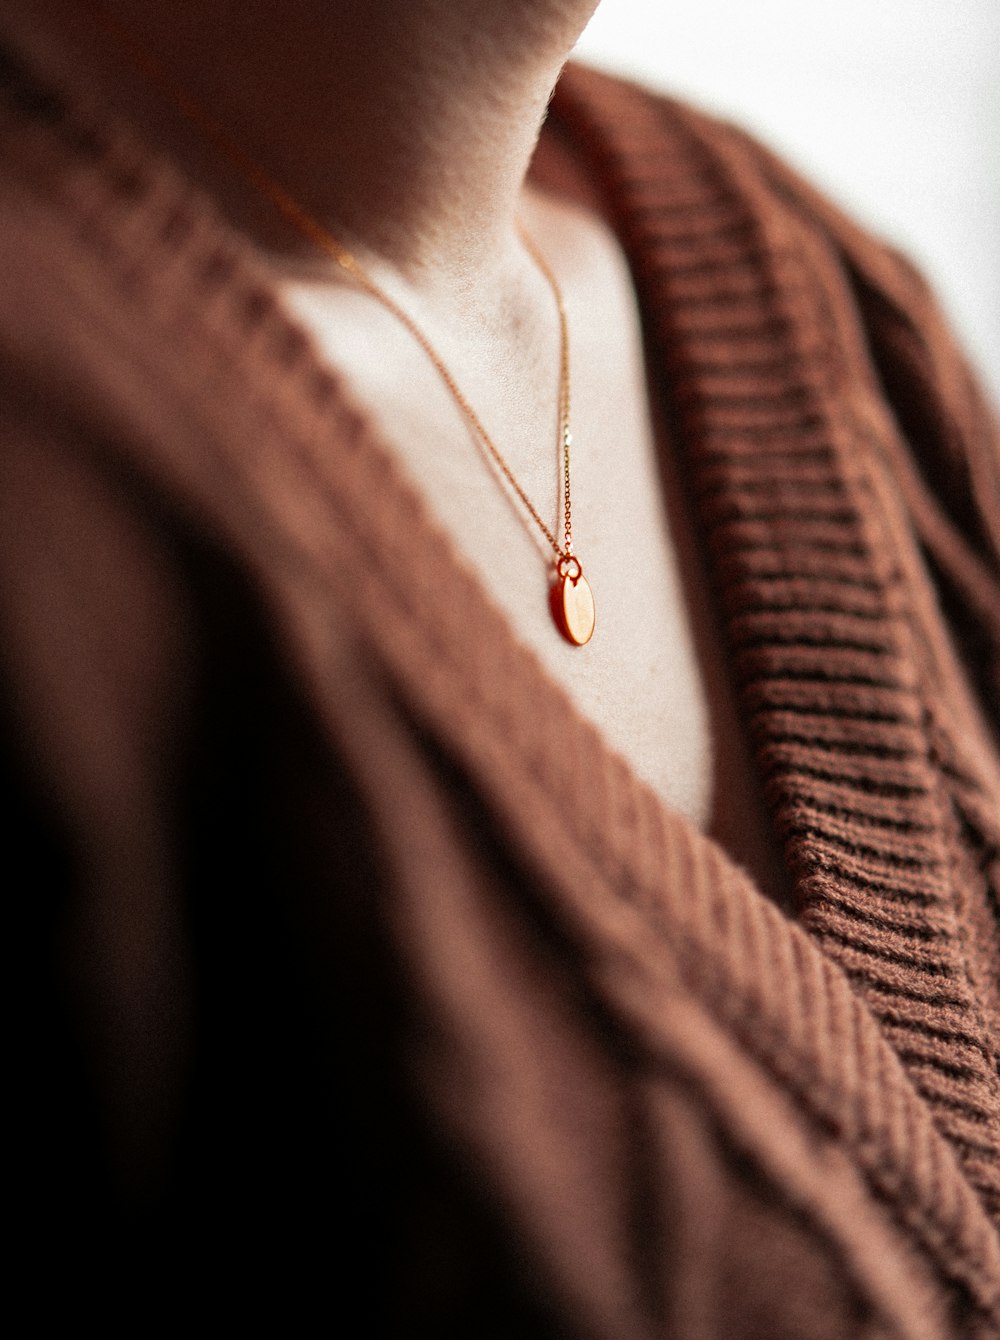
[3,32,999,1338]
[551,65,1000,1216]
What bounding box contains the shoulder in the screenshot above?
[553,60,931,294]
[554,58,1000,593]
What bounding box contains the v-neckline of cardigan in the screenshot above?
[0,26,936,909]
[0,23,971,919]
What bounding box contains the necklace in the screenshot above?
[90,5,597,647]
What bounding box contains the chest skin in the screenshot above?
[279,132,791,909]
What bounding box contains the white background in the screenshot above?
[573,1,1000,403]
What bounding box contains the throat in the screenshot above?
[57,0,601,280]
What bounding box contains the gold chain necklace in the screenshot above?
[91,6,597,646]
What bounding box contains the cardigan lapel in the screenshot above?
[549,63,1000,1228]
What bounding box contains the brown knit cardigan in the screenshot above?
[3,31,1000,1338]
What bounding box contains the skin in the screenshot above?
[12,0,791,902]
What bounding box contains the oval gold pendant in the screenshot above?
[551,555,596,646]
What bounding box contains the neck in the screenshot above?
[49,0,598,293]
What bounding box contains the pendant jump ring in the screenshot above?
[557,554,582,583]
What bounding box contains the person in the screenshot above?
[4,1,999,1334]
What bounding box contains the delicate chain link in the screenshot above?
[520,230,574,558]
[91,2,575,563]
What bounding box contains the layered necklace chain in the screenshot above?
[91,4,597,645]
